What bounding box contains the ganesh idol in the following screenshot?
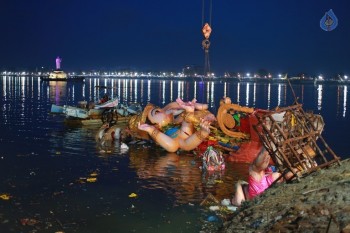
[127,98,216,153]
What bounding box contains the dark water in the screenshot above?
[0,76,349,232]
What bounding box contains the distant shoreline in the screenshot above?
[1,74,350,85]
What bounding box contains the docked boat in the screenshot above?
[63,97,119,119]
[50,97,120,125]
[51,104,64,114]
[94,97,119,109]
[116,103,143,116]
[63,105,95,119]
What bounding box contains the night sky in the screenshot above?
[1,0,350,76]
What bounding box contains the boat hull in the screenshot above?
[63,105,106,119]
[51,104,64,113]
[94,98,119,109]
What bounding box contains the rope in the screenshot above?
[202,0,205,27]
[201,0,213,27]
[209,0,212,27]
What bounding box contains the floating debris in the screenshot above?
[86,177,97,183]
[0,194,11,200]
[90,172,99,177]
[20,218,39,226]
[128,193,138,198]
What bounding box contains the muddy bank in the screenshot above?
[221,158,350,233]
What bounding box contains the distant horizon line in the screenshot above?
[0,68,348,78]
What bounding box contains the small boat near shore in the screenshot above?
[62,97,119,122]
[50,104,64,114]
[116,103,143,116]
[51,96,143,126]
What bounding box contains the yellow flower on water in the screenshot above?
[128,193,137,198]
[0,194,11,200]
[86,177,97,183]
[90,172,98,177]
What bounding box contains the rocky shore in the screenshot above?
[221,158,350,233]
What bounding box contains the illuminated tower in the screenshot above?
[202,23,212,77]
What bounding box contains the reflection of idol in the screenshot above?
[49,81,67,105]
[128,148,238,204]
[129,149,205,204]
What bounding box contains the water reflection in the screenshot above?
[337,85,348,117]
[1,75,350,232]
[129,151,203,204]
[48,81,67,105]
[2,76,350,119]
[317,84,323,111]
[344,86,348,117]
[237,83,240,104]
[277,83,288,107]
[267,83,271,109]
[128,148,247,204]
[4,76,350,120]
[245,83,250,106]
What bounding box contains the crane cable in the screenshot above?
[201,0,213,78]
[202,0,212,27]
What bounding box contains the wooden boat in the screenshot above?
[63,105,94,119]
[94,97,119,109]
[51,104,64,114]
[63,99,118,119]
[50,97,120,125]
[116,103,143,116]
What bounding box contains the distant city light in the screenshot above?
[0,68,348,82]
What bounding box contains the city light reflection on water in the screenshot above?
[343,86,347,117]
[317,84,323,111]
[0,76,349,232]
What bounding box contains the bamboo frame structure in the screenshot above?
[253,104,341,181]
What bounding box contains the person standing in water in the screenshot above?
[232,147,293,206]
